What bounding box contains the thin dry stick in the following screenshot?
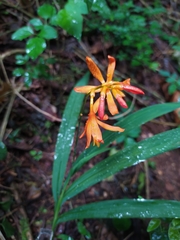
[151,119,178,127]
[0,231,6,240]
[1,49,25,60]
[123,232,134,240]
[0,58,10,84]
[14,90,61,122]
[2,0,34,19]
[0,93,15,141]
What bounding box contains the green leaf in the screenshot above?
[52,72,90,202]
[158,70,171,77]
[49,15,59,26]
[56,0,88,40]
[37,4,56,19]
[168,220,180,240]
[63,127,180,202]
[65,0,88,14]
[124,137,136,147]
[0,200,12,211]
[24,72,32,87]
[57,234,74,240]
[168,83,177,95]
[172,45,180,51]
[166,73,178,83]
[84,0,93,11]
[149,62,159,71]
[29,18,43,30]
[147,219,161,232]
[112,218,131,231]
[127,127,141,138]
[26,37,46,59]
[56,9,83,40]
[0,141,7,160]
[77,221,91,239]
[172,219,180,229]
[15,54,29,65]
[91,0,111,17]
[72,103,180,174]
[38,25,57,39]
[1,218,15,238]
[11,26,34,40]
[13,68,25,77]
[57,199,180,223]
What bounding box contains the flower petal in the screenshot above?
[112,89,128,108]
[122,85,145,94]
[98,95,105,120]
[79,129,85,139]
[85,121,92,148]
[93,138,103,147]
[97,120,124,132]
[116,96,128,108]
[86,57,105,83]
[74,85,96,93]
[93,98,100,113]
[107,55,116,82]
[122,78,131,85]
[106,90,119,115]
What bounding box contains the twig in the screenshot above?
[0,58,10,85]
[0,92,15,141]
[0,49,25,86]
[0,231,6,240]
[2,0,34,19]
[14,90,61,122]
[123,232,134,240]
[151,119,179,127]
[53,0,60,10]
[35,0,40,8]
[1,49,25,60]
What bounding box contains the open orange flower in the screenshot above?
[80,92,124,148]
[74,56,144,119]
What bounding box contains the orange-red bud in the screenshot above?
[98,95,105,120]
[116,96,128,108]
[122,85,144,95]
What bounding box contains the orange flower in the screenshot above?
[80,93,124,148]
[74,56,144,119]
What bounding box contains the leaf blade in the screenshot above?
[64,128,180,202]
[52,72,90,202]
[57,199,180,223]
[26,37,46,59]
[73,102,180,173]
[11,26,34,40]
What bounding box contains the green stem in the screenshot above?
[52,190,65,231]
[52,172,72,232]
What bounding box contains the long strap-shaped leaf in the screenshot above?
[63,128,180,202]
[73,102,180,172]
[57,199,180,223]
[52,72,89,202]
